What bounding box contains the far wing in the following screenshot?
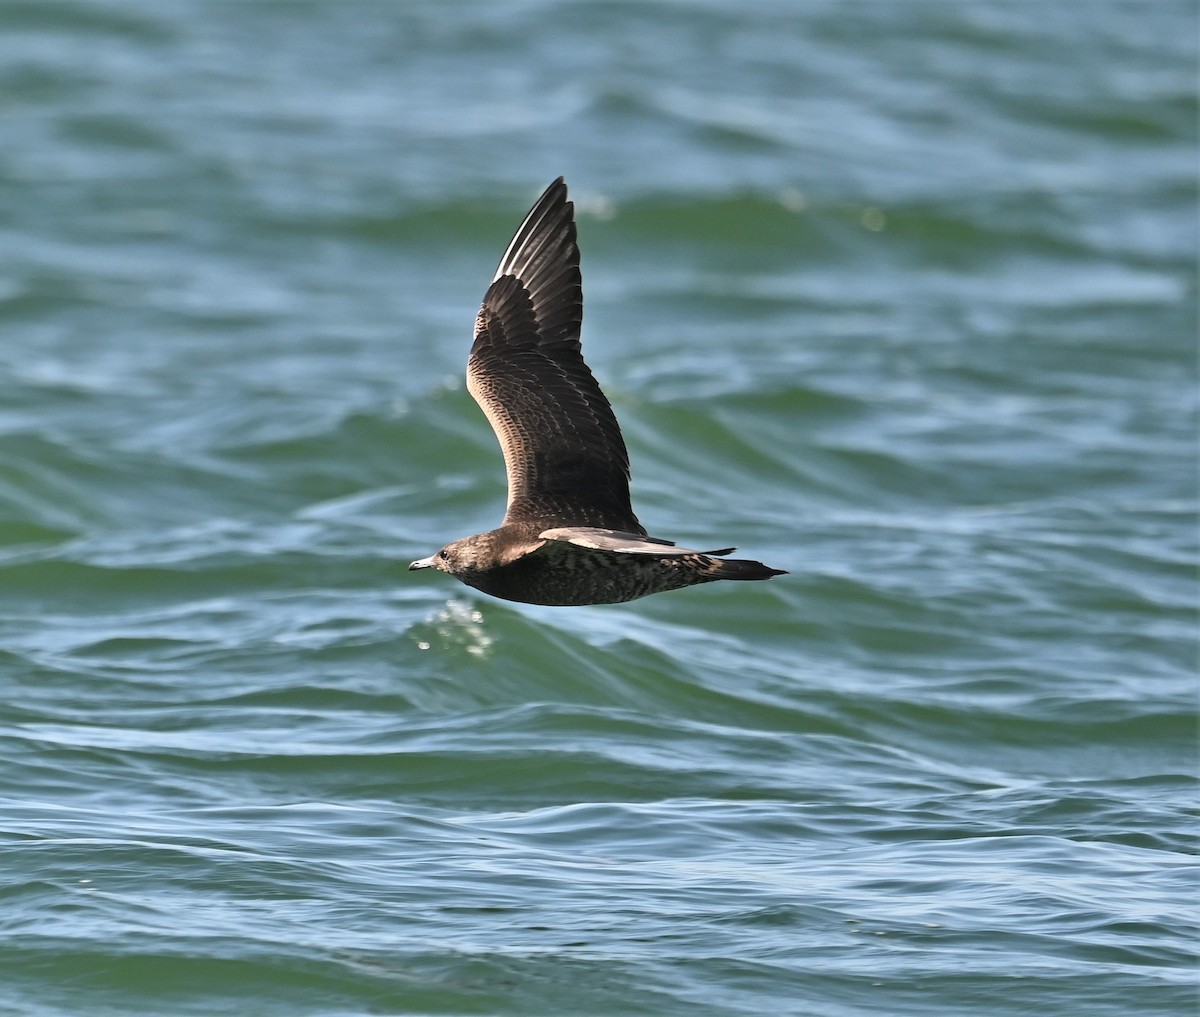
[467,178,644,533]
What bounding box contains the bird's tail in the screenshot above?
[708,554,787,581]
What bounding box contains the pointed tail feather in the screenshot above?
[710,556,787,581]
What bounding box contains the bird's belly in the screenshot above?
[470,552,710,607]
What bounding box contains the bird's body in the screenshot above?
[410,178,784,606]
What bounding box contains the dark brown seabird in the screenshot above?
[409,178,786,606]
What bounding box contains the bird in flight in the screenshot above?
[410,178,785,605]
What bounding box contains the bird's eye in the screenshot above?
[438,549,449,560]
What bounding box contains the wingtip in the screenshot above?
[490,177,577,285]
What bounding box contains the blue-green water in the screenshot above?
[1,2,1196,1015]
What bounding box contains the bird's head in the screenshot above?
[409,534,494,583]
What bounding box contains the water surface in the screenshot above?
[0,2,1195,1015]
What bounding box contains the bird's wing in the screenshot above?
[467,178,644,533]
[539,526,736,557]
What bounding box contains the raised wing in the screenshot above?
[466,178,644,533]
